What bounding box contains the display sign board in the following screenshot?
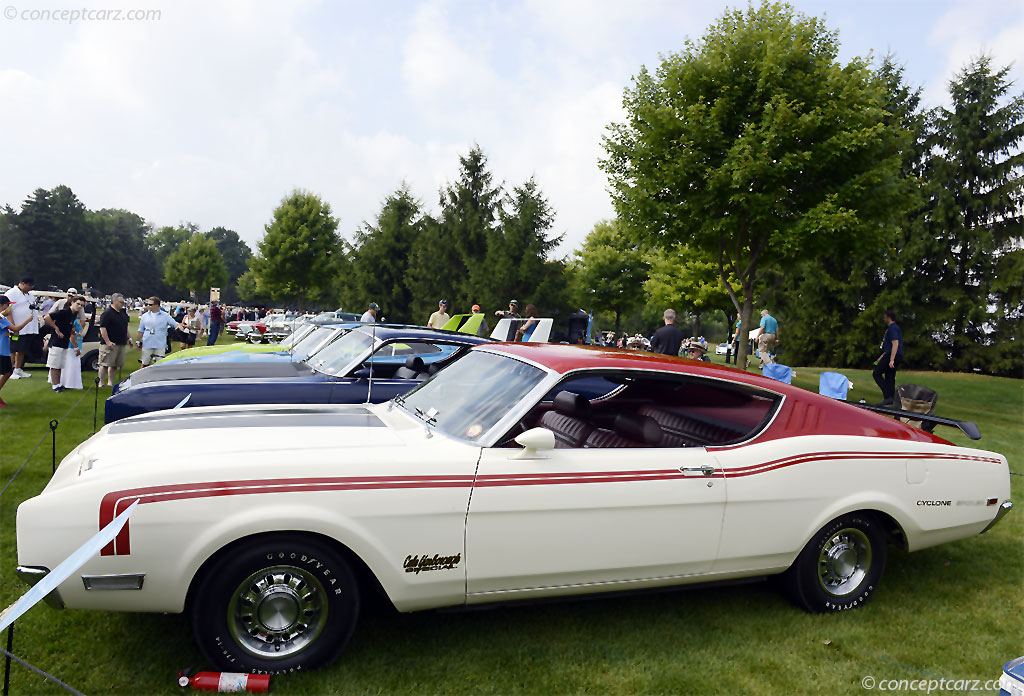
[210,287,221,302]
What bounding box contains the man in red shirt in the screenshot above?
[207,302,224,346]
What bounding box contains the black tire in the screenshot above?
[189,534,360,673]
[81,350,100,372]
[782,512,886,613]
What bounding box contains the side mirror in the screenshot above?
[352,368,372,380]
[511,427,555,460]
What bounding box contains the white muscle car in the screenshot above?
[15,344,1013,674]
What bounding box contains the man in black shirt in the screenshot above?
[42,296,84,392]
[98,293,133,386]
[651,309,684,356]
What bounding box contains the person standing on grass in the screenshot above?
[180,306,200,350]
[651,309,684,356]
[207,301,224,345]
[4,276,41,380]
[0,296,35,407]
[755,308,779,367]
[98,293,134,387]
[137,297,184,366]
[872,310,904,406]
[41,295,85,393]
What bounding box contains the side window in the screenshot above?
[391,341,443,357]
[521,372,779,450]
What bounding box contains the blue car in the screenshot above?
[105,325,490,423]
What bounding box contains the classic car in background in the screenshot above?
[104,325,490,422]
[16,344,1011,675]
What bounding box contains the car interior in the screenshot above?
[502,372,781,449]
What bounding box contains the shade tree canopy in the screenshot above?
[601,1,914,368]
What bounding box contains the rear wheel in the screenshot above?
[190,534,360,673]
[782,512,886,612]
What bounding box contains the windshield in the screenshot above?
[399,351,547,442]
[307,329,375,375]
[283,323,316,347]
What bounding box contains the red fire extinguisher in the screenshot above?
[178,669,270,693]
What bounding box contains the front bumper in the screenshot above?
[15,566,64,609]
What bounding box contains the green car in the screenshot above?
[156,324,316,364]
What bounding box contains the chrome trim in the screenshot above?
[981,501,1013,534]
[81,573,146,591]
[15,566,64,609]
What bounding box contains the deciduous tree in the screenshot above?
[250,190,342,309]
[570,219,649,335]
[602,2,913,369]
[163,234,228,301]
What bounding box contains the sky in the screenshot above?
[1,0,1021,258]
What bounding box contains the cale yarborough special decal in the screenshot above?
[404,553,462,574]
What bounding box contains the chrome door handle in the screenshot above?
[680,464,715,477]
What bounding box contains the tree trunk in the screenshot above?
[614,310,622,336]
[735,289,755,371]
[693,311,702,337]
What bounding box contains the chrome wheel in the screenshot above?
[227,565,329,659]
[816,527,872,597]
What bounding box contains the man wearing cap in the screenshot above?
[471,304,490,336]
[4,277,41,379]
[361,302,380,323]
[495,299,521,320]
[427,300,451,329]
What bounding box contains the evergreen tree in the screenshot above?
[925,56,1023,375]
[87,209,160,297]
[345,185,427,323]
[486,177,565,314]
[12,186,92,289]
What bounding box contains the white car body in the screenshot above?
[15,344,1012,672]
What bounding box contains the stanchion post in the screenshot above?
[3,624,13,696]
[49,419,59,475]
[93,377,100,434]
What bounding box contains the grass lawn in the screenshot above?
[1,339,1020,695]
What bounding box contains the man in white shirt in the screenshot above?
[4,276,40,379]
[135,297,184,366]
[360,302,380,323]
[427,299,450,329]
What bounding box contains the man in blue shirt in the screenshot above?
[873,310,904,406]
[136,297,184,366]
[756,309,779,367]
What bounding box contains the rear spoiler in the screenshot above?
[855,403,981,440]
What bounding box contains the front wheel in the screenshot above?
[248,332,264,344]
[189,534,360,673]
[782,512,886,613]
[81,350,100,372]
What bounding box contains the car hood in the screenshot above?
[53,404,401,488]
[125,359,314,387]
